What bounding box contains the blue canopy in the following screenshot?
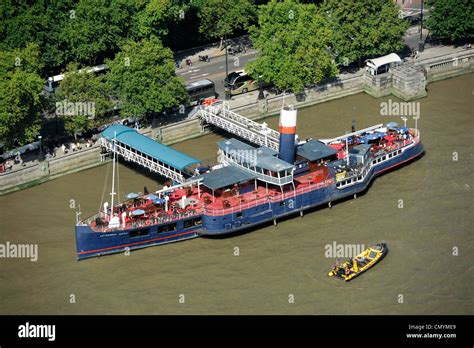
[102,125,200,170]
[365,133,383,141]
[386,122,399,129]
[153,198,165,205]
[131,209,145,216]
[398,127,409,133]
[126,192,139,199]
[146,194,158,200]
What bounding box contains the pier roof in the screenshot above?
[101,125,200,170]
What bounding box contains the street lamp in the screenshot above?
[258,75,265,100]
[418,0,425,52]
[224,32,231,101]
[38,135,43,160]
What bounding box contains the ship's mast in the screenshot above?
[110,131,117,219]
[345,131,350,166]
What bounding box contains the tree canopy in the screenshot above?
[425,0,474,41]
[0,44,44,147]
[198,0,257,39]
[321,0,408,66]
[56,63,113,137]
[106,38,188,118]
[246,0,338,93]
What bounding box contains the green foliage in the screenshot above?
[246,0,338,93]
[59,0,135,66]
[133,0,190,39]
[198,0,257,39]
[0,44,44,147]
[0,43,44,76]
[425,0,474,41]
[56,63,113,136]
[106,38,188,118]
[0,0,79,75]
[321,0,408,65]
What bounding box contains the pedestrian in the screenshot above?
[414,50,419,59]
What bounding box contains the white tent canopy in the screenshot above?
[366,53,402,70]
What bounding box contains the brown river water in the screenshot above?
[0,74,473,314]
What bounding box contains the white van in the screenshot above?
[366,53,402,76]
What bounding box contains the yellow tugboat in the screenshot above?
[328,243,387,281]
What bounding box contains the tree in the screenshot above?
[198,0,256,42]
[0,0,79,75]
[106,38,188,118]
[321,0,408,66]
[0,44,45,147]
[133,0,189,40]
[246,0,338,93]
[55,63,113,138]
[425,0,474,41]
[59,0,135,66]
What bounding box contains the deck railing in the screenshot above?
[204,178,333,216]
[79,208,203,232]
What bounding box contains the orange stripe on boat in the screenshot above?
[279,126,296,134]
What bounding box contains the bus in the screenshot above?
[186,79,217,105]
[43,64,108,95]
[225,70,259,96]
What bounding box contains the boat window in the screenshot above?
[129,228,150,238]
[236,212,243,218]
[279,201,285,207]
[184,217,202,228]
[157,223,177,233]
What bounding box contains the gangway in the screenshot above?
[100,125,200,184]
[196,101,280,151]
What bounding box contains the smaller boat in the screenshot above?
[328,243,387,281]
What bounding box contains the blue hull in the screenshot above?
[75,220,201,260]
[199,142,424,236]
[76,141,423,259]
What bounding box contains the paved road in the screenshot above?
[176,50,258,96]
[176,27,428,97]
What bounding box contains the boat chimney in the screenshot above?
[278,106,297,164]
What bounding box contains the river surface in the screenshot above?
[1,74,473,314]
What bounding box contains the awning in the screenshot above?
[102,125,200,170]
[296,140,338,162]
[201,165,255,190]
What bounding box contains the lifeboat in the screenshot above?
[328,243,387,281]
